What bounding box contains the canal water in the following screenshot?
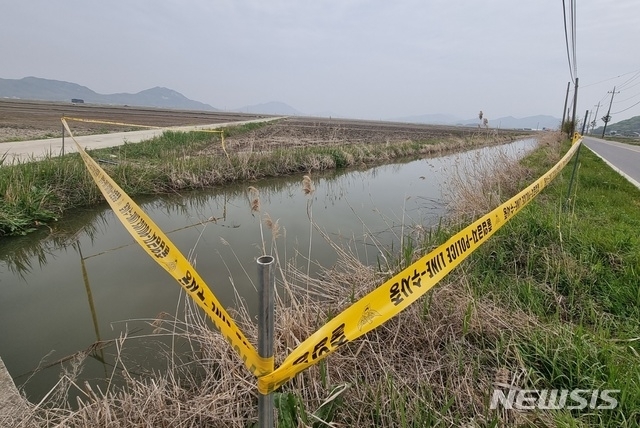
[0,138,537,402]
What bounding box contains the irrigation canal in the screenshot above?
[0,138,537,402]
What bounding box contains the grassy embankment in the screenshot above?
[602,136,640,146]
[439,136,640,426]
[9,133,639,427]
[0,122,519,237]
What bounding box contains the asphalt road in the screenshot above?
[1,117,282,164]
[583,136,640,189]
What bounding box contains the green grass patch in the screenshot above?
[456,142,640,425]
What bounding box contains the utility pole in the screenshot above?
[601,87,619,138]
[581,110,589,135]
[565,109,588,211]
[570,77,579,136]
[590,102,600,134]
[561,81,571,132]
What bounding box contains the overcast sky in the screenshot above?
[2,1,639,124]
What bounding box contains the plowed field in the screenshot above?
[1,99,529,148]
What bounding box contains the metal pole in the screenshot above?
[61,119,65,156]
[257,255,275,428]
[561,81,570,132]
[570,77,579,136]
[565,110,587,211]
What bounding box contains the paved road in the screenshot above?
[583,136,640,189]
[1,117,283,164]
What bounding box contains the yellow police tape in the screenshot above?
[61,118,272,376]
[63,116,162,129]
[62,115,582,392]
[63,116,228,157]
[256,133,584,394]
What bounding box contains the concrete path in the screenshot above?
[583,136,640,189]
[1,117,283,164]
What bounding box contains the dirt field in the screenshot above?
[209,116,533,155]
[0,99,265,142]
[0,99,530,148]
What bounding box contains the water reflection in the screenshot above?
[78,243,108,379]
[0,209,109,278]
[0,138,537,402]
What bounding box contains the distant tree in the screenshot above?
[562,119,575,135]
[477,110,489,129]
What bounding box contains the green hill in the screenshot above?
[592,115,640,137]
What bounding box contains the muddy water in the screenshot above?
[0,138,537,402]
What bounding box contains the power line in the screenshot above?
[581,69,640,88]
[612,99,640,115]
[562,0,575,83]
[597,92,610,104]
[571,0,577,79]
[618,70,640,90]
[618,76,640,91]
[613,91,640,104]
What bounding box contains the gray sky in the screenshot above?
[2,0,639,124]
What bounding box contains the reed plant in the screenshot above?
[7,132,640,426]
[1,126,516,237]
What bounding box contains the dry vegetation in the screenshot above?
[443,131,563,219]
[4,225,546,427]
[4,135,560,427]
[1,116,530,237]
[7,129,635,427]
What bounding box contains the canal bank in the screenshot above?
[0,357,30,424]
[6,133,639,426]
[0,138,539,408]
[0,118,531,237]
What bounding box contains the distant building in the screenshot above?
[71,98,84,104]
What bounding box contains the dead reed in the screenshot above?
[443,131,562,220]
[8,136,564,427]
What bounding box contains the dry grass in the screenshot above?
[11,265,529,428]
[12,250,540,427]
[8,138,566,427]
[443,131,563,220]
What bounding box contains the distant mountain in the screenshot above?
[0,76,219,111]
[235,101,301,115]
[592,115,640,137]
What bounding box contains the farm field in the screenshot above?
[0,98,528,146]
[0,99,266,142]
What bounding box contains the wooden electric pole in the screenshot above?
[590,102,600,134]
[561,81,571,132]
[601,87,619,138]
[570,77,579,136]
